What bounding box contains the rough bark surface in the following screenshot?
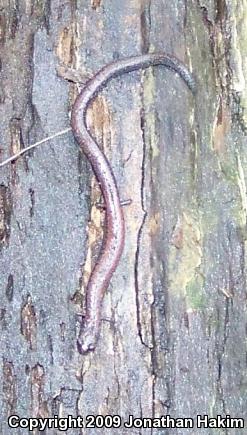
[0,0,246,434]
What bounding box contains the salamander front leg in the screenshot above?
[96,198,132,209]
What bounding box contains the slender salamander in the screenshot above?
[71,53,196,354]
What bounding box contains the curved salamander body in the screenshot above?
[71,53,196,354]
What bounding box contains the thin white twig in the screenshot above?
[0,127,72,168]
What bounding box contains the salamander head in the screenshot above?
[77,319,99,354]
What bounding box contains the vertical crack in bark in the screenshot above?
[47,335,54,365]
[21,294,37,351]
[134,105,150,350]
[215,222,242,420]
[140,6,160,411]
[197,0,231,98]
[31,363,48,418]
[3,359,17,415]
[29,188,35,218]
[198,0,245,134]
[215,0,226,23]
[0,184,12,248]
[0,308,7,330]
[140,0,151,54]
[9,117,27,174]
[130,26,157,429]
[216,222,246,418]
[5,274,14,303]
[151,327,156,424]
[215,294,230,423]
[112,344,121,406]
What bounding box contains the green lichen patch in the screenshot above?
[168,211,203,297]
[185,274,206,310]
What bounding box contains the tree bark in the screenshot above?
[0,1,246,434]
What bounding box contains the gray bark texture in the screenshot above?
[0,0,246,434]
